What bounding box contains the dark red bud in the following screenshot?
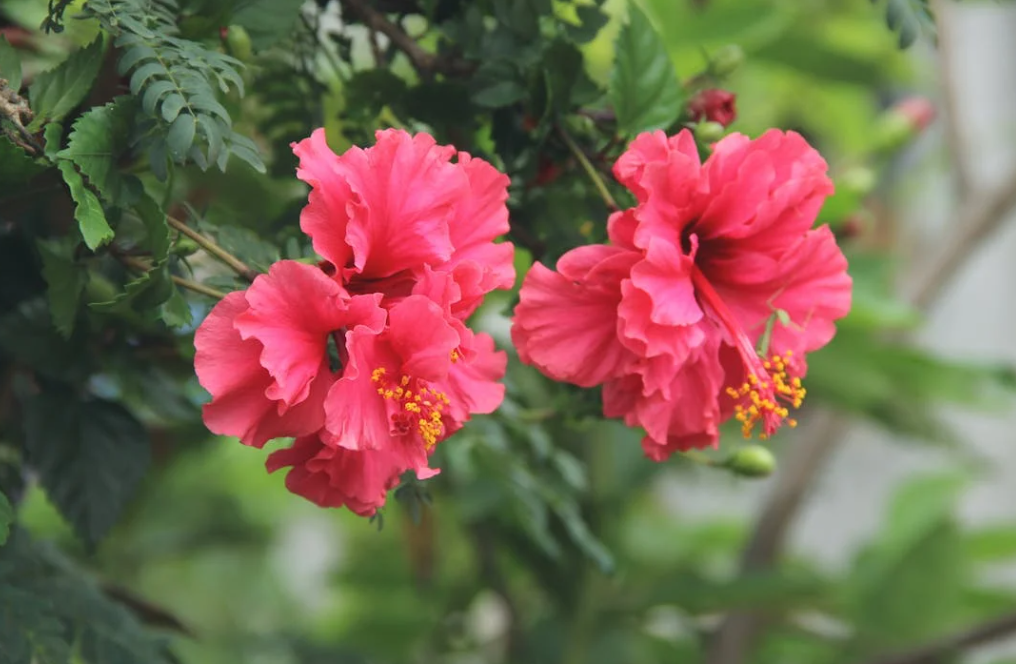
[687,88,737,127]
[219,26,229,42]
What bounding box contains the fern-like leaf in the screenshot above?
[79,0,265,175]
[872,0,936,49]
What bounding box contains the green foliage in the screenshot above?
[0,533,173,664]
[28,38,106,130]
[37,238,87,338]
[0,492,11,546]
[56,161,114,250]
[58,96,142,207]
[609,3,683,136]
[0,137,46,198]
[79,0,265,175]
[0,36,23,91]
[21,388,151,548]
[230,0,305,51]
[873,0,936,49]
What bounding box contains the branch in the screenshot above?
[118,254,227,299]
[705,167,1016,664]
[338,0,472,78]
[557,124,619,212]
[931,0,972,198]
[166,215,258,283]
[859,609,1016,664]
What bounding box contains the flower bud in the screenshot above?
[694,120,726,143]
[873,97,936,153]
[710,45,745,78]
[223,25,253,62]
[723,445,776,478]
[688,89,737,127]
[838,166,876,198]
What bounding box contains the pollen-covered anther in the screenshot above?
[372,367,449,449]
[724,351,806,440]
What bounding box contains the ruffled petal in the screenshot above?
[613,129,701,203]
[339,129,461,279]
[512,245,640,387]
[292,128,356,270]
[234,261,385,407]
[385,295,460,382]
[195,292,330,447]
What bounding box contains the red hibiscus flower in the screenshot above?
[512,129,851,460]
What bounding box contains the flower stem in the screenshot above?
[557,125,619,212]
[165,215,259,283]
[170,275,227,299]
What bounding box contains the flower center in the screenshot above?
[689,266,806,440]
[724,351,805,439]
[370,367,449,449]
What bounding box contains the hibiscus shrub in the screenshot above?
[0,0,1014,663]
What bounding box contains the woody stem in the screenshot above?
[557,124,619,212]
[118,255,226,299]
[166,215,259,283]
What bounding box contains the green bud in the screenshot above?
[225,25,253,63]
[723,445,776,478]
[873,112,915,154]
[711,45,745,78]
[173,236,200,257]
[838,166,877,198]
[694,121,726,143]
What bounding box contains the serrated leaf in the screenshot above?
[0,36,22,91]
[0,491,11,546]
[56,161,114,250]
[160,287,192,328]
[231,0,305,50]
[58,96,139,207]
[42,122,62,159]
[22,389,151,547]
[0,136,47,199]
[37,238,87,338]
[609,4,683,135]
[28,38,105,128]
[90,263,174,317]
[564,4,609,44]
[472,80,527,108]
[133,194,170,261]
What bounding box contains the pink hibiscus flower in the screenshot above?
[512,129,852,460]
[195,260,507,513]
[291,128,515,318]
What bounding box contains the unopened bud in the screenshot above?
[710,45,745,78]
[839,166,876,198]
[723,445,776,478]
[223,25,253,62]
[173,237,200,256]
[874,97,936,153]
[688,89,737,127]
[694,120,726,143]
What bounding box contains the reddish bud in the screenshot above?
[0,27,34,51]
[522,114,539,132]
[687,88,737,127]
[219,26,229,41]
[892,96,936,134]
[533,155,562,186]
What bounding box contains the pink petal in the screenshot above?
[385,295,460,382]
[323,326,395,451]
[234,261,384,407]
[440,330,507,422]
[512,245,639,387]
[339,129,460,278]
[614,130,700,203]
[292,128,356,270]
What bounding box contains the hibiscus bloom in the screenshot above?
[291,128,515,319]
[512,129,852,460]
[195,260,507,513]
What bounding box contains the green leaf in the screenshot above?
[166,113,197,161]
[133,194,171,261]
[0,136,47,199]
[0,36,22,91]
[56,161,114,250]
[231,0,305,50]
[90,264,174,317]
[880,0,936,49]
[609,4,683,136]
[563,4,609,44]
[28,38,106,128]
[37,238,87,338]
[964,525,1016,563]
[160,287,192,328]
[0,492,11,547]
[22,389,151,547]
[472,80,527,109]
[58,96,140,207]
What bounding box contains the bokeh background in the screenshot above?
[5,0,1016,663]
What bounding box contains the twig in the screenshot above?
[338,0,472,78]
[705,159,1016,664]
[905,171,1016,309]
[0,79,43,155]
[557,125,619,212]
[165,215,258,283]
[119,254,226,299]
[931,0,971,199]
[858,609,1016,664]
